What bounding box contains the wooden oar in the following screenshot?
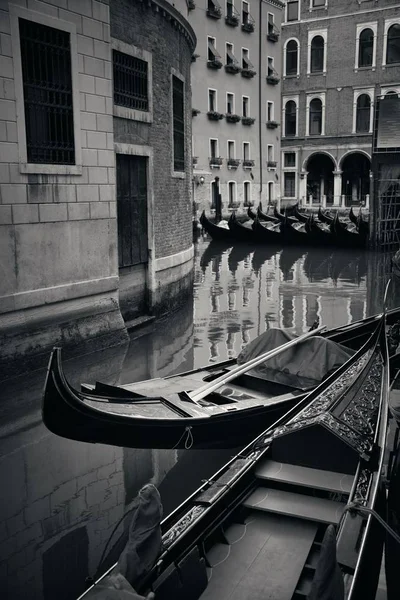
[188,325,326,403]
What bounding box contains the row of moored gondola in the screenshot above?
[200,203,369,249]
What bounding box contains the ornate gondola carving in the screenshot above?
[162,505,206,549]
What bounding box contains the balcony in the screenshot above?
[266,120,279,129]
[243,159,255,168]
[267,25,280,42]
[227,158,240,168]
[192,108,200,117]
[207,57,223,70]
[266,72,280,85]
[242,116,255,126]
[241,67,256,78]
[267,160,277,169]
[209,156,223,167]
[225,6,240,26]
[225,61,241,74]
[241,15,255,33]
[192,156,198,166]
[226,113,241,123]
[207,1,222,19]
[188,0,196,10]
[207,110,224,121]
[191,53,200,63]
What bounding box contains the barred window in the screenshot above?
[113,50,149,111]
[172,76,185,172]
[19,18,75,165]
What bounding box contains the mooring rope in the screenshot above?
[172,426,194,450]
[342,501,400,545]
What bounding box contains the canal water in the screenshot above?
[1,235,399,599]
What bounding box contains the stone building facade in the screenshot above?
[187,0,284,218]
[281,0,400,209]
[0,0,195,368]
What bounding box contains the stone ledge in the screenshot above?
[124,315,155,333]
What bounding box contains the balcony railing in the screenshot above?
[209,156,223,167]
[187,0,196,10]
[241,67,256,78]
[191,53,200,63]
[207,57,223,69]
[207,110,224,120]
[266,70,280,85]
[225,6,240,26]
[243,159,255,168]
[225,60,241,74]
[227,158,240,168]
[266,120,279,129]
[242,14,255,33]
[192,156,198,166]
[207,1,222,19]
[267,160,277,168]
[242,116,255,126]
[267,24,280,42]
[226,113,241,123]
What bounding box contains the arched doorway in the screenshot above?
[340,153,371,207]
[306,153,335,205]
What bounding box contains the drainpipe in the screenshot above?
[259,0,263,204]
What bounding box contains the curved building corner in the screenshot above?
[0,0,196,372]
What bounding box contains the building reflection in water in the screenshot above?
[193,235,382,366]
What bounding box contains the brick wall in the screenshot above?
[111,0,195,260]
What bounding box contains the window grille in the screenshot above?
[358,28,373,67]
[310,36,324,72]
[19,18,75,165]
[356,94,371,133]
[286,40,298,75]
[113,50,148,111]
[172,76,185,171]
[285,100,297,136]
[387,24,400,65]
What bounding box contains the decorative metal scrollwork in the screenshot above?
[162,505,206,549]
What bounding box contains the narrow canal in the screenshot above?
[1,236,399,599]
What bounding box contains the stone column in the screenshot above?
[333,170,343,206]
[299,171,308,205]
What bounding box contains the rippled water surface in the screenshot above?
[0,237,398,599]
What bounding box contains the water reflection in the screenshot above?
[1,238,400,599]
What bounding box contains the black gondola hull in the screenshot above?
[200,211,235,242]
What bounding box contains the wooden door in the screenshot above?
[116,154,148,268]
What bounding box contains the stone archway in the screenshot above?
[340,152,371,207]
[305,153,336,206]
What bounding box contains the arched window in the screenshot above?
[285,100,297,136]
[309,98,322,135]
[356,94,371,133]
[387,24,400,65]
[310,36,324,73]
[286,40,298,76]
[358,28,373,67]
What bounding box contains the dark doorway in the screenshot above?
[116,154,148,268]
[306,153,335,205]
[341,153,371,207]
[116,154,149,320]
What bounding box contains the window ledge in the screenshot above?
[383,63,400,69]
[114,105,152,123]
[355,66,375,72]
[307,71,326,77]
[20,163,83,175]
[172,171,186,179]
[284,74,299,79]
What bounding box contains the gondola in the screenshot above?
[292,202,309,223]
[330,213,367,249]
[305,213,335,246]
[247,205,257,220]
[42,308,400,451]
[200,211,235,242]
[280,215,311,246]
[356,210,369,237]
[257,203,279,223]
[318,206,334,224]
[252,215,282,244]
[79,312,390,600]
[349,206,358,226]
[228,212,254,242]
[274,205,297,223]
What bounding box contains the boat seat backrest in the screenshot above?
[152,546,208,600]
